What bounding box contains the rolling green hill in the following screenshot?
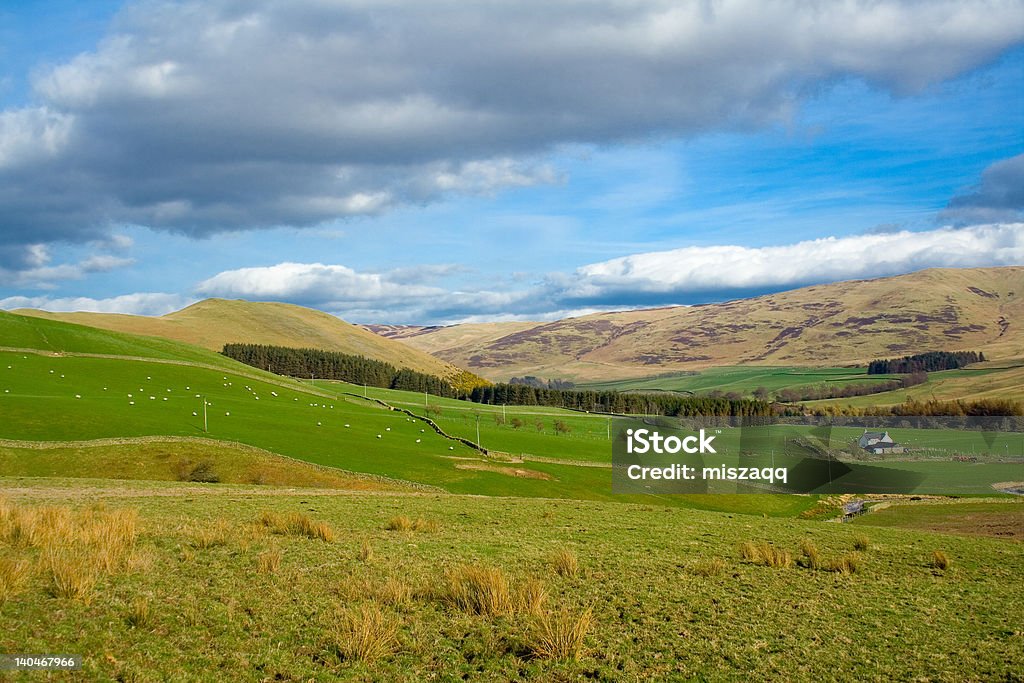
[15,298,467,380]
[2,309,809,512]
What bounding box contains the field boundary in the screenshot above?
[338,392,490,455]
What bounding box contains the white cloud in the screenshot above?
[0,292,193,316]
[563,223,1024,301]
[190,224,1024,323]
[195,262,442,303]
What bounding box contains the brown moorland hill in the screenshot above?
[370,267,1024,381]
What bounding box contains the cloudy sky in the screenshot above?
[1,0,1022,324]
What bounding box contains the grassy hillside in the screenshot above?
[853,499,1024,540]
[376,267,1024,381]
[1,482,1021,680]
[0,439,408,491]
[0,310,245,370]
[2,311,802,512]
[3,312,1019,503]
[16,299,465,379]
[807,364,1024,408]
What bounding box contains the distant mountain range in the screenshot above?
[366,267,1024,381]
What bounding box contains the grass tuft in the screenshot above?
[375,577,413,607]
[551,548,579,577]
[930,550,951,571]
[258,511,335,542]
[332,603,399,663]
[853,534,870,552]
[516,577,549,617]
[530,605,593,660]
[192,519,230,549]
[740,541,791,568]
[688,557,727,577]
[126,596,153,629]
[444,564,513,616]
[385,515,413,531]
[799,539,821,570]
[412,517,439,532]
[257,548,282,574]
[44,545,97,602]
[825,552,861,575]
[385,515,438,533]
[358,540,374,563]
[0,557,32,603]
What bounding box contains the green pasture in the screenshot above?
[579,365,897,395]
[1,482,1021,680]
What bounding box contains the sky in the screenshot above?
[1,0,1022,325]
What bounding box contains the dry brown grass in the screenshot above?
[2,505,73,548]
[126,596,153,629]
[83,508,138,571]
[358,540,373,563]
[799,539,822,570]
[740,541,792,568]
[257,548,282,574]
[530,605,593,661]
[444,564,513,616]
[412,517,439,532]
[43,545,97,602]
[192,519,231,548]
[853,534,871,552]
[375,577,413,607]
[931,550,951,571]
[331,603,399,663]
[551,548,579,577]
[825,552,861,575]
[0,500,140,603]
[385,515,438,533]
[0,557,32,603]
[516,577,549,617]
[385,515,413,531]
[687,557,726,577]
[258,511,335,542]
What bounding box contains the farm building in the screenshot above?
[858,431,894,448]
[858,430,904,454]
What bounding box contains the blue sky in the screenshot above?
[1,1,1022,323]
